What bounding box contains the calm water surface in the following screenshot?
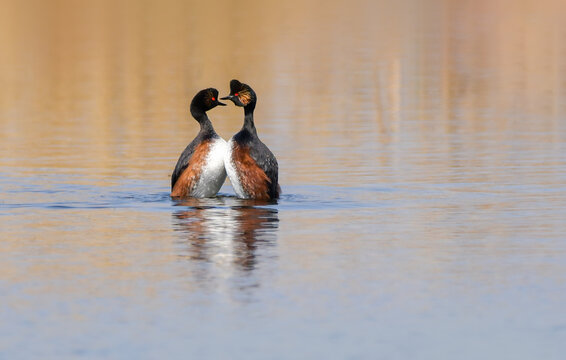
[1,0,566,359]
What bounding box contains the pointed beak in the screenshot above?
[220,95,233,100]
[216,100,227,106]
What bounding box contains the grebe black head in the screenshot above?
[220,80,257,110]
[190,88,226,120]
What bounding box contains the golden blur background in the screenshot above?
[1,0,565,187]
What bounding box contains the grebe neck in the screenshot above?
[242,105,257,135]
[191,106,214,134]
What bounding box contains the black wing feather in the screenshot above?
[171,138,199,190]
[249,138,279,198]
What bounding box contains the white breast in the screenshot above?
[224,139,248,199]
[192,137,228,198]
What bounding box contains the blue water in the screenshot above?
[2,167,566,359]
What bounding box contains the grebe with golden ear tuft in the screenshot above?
[221,80,280,200]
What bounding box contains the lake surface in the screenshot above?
[1,0,566,358]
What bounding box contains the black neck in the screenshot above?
[191,106,215,135]
[242,104,257,135]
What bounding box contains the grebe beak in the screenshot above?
[216,100,227,106]
[220,95,233,100]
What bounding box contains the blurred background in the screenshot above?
[2,0,565,186]
[1,0,566,358]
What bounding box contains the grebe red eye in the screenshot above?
[212,97,216,101]
[234,93,238,96]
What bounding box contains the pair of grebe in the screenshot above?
[171,80,279,200]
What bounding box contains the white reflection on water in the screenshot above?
[172,199,279,289]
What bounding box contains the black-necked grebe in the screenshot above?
[221,79,280,200]
[171,88,228,198]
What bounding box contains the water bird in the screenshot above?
[171,88,228,198]
[221,79,280,200]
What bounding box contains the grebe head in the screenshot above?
[220,79,256,108]
[191,88,226,113]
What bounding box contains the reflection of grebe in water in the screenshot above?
[172,198,279,273]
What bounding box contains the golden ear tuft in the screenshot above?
[238,90,252,105]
